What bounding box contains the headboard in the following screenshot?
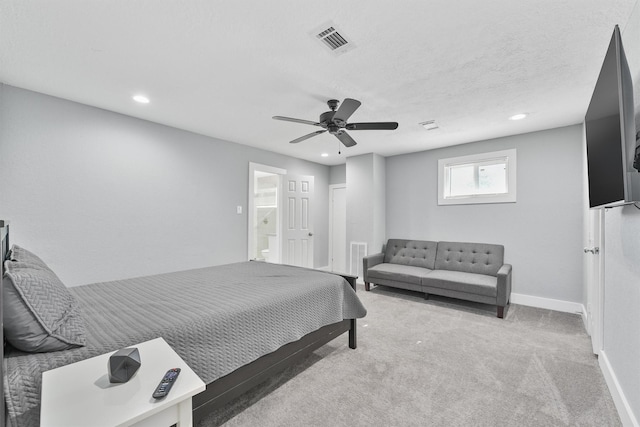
[1,219,9,427]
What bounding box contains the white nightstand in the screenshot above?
[41,337,206,427]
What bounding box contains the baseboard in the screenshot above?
[510,293,583,315]
[316,265,330,271]
[599,350,639,427]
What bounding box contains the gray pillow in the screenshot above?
[3,260,85,352]
[9,244,49,269]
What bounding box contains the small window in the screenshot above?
[438,149,516,205]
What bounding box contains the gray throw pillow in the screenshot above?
[3,260,85,352]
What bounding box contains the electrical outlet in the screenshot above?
[236,206,242,214]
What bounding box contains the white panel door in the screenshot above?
[329,185,346,273]
[282,174,314,267]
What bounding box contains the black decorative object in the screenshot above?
[108,347,141,383]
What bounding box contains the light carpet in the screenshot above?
[197,284,621,426]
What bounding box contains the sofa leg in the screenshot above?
[497,306,505,319]
[365,282,371,291]
[424,293,429,300]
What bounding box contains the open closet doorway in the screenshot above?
[248,163,286,263]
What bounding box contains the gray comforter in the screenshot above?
[4,261,367,427]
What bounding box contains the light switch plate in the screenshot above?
[236,206,242,214]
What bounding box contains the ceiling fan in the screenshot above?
[273,98,398,147]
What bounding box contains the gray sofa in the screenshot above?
[363,239,512,318]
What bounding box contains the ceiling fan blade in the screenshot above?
[273,116,322,127]
[290,130,327,144]
[335,131,357,147]
[333,98,361,123]
[346,122,398,131]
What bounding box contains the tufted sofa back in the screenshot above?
[434,241,504,276]
[384,239,438,269]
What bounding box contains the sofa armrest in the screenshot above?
[363,253,384,282]
[496,264,512,307]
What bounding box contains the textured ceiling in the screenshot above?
[0,1,637,165]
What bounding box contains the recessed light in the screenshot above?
[509,113,527,120]
[321,153,329,157]
[133,95,150,104]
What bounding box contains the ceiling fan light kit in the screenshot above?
[273,98,398,148]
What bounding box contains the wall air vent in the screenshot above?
[311,22,356,56]
[349,241,367,277]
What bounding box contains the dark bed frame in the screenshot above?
[0,220,358,427]
[1,221,7,427]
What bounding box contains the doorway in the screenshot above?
[586,207,604,355]
[248,163,285,263]
[248,163,315,268]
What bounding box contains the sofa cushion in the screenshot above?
[423,269,497,297]
[384,239,438,270]
[367,263,433,285]
[434,241,504,276]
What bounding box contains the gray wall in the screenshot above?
[373,153,386,251]
[329,164,346,185]
[346,153,386,268]
[0,85,331,286]
[346,155,373,257]
[386,124,585,302]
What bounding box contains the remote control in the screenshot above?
[152,368,181,399]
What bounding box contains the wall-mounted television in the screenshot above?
[585,25,639,209]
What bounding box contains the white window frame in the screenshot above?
[438,149,517,205]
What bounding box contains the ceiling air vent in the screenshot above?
[311,22,355,56]
[419,120,439,131]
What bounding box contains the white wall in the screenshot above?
[386,125,585,303]
[601,206,640,425]
[596,9,640,425]
[0,85,331,286]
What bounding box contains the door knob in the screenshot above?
[583,247,600,254]
[308,232,314,237]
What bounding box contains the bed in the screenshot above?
[0,221,366,427]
